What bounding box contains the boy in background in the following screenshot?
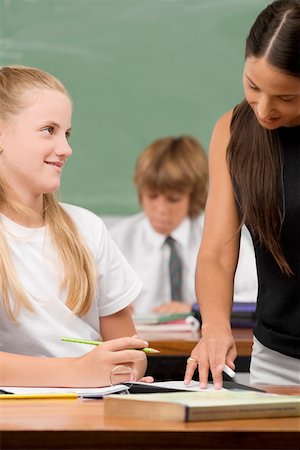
[110,136,257,315]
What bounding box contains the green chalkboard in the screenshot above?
[0,0,269,214]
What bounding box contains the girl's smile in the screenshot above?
[0,88,72,212]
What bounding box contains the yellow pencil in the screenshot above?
[0,393,77,400]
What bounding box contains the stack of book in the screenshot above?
[133,313,200,340]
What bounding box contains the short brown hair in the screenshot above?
[134,136,208,218]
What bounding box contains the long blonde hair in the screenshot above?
[0,65,96,319]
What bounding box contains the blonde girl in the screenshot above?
[0,65,149,387]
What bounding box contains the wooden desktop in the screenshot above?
[1,385,299,450]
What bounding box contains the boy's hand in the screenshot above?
[153,301,192,314]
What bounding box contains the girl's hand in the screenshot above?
[77,336,148,387]
[138,376,154,383]
[184,323,236,389]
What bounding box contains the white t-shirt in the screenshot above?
[109,212,258,314]
[0,204,142,357]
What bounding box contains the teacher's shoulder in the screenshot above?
[209,109,234,159]
[212,109,233,139]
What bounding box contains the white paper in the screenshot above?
[0,384,128,398]
[141,380,224,391]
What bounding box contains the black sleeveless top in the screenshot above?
[250,125,300,359]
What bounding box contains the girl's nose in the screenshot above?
[55,138,73,157]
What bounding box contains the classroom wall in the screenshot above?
[0,0,269,215]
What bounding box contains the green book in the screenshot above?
[133,312,194,324]
[104,390,300,422]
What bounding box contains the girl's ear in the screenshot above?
[0,119,5,137]
[0,120,8,150]
[0,125,3,153]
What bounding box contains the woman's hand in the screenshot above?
[77,335,149,387]
[184,323,236,389]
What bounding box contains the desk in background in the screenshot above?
[1,386,299,450]
[146,328,253,380]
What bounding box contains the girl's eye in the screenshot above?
[66,131,71,140]
[42,126,53,135]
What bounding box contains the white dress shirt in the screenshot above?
[109,212,258,314]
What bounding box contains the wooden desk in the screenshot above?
[1,386,299,450]
[149,328,253,357]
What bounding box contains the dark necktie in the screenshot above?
[165,236,182,301]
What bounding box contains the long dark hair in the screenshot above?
[227,0,300,274]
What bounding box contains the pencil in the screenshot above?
[0,393,77,400]
[61,336,160,353]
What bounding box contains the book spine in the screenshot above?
[187,404,300,422]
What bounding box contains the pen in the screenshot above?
[223,364,236,378]
[61,336,160,353]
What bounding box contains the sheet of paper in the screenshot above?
[146,380,224,391]
[0,384,128,398]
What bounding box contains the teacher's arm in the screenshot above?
[184,110,240,389]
